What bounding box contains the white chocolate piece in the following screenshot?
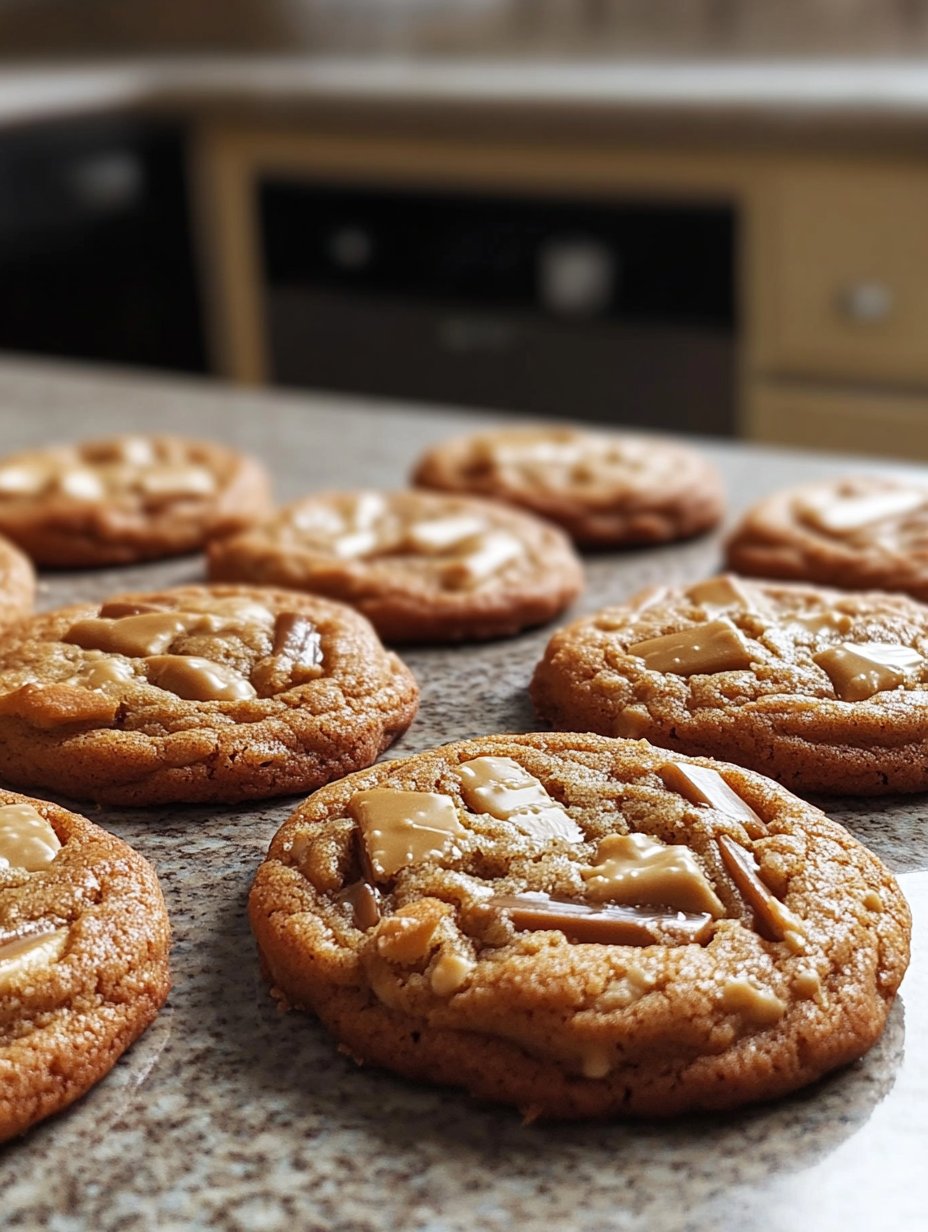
[331,529,382,559]
[442,532,524,588]
[0,464,46,495]
[137,466,216,497]
[802,488,924,533]
[405,515,487,552]
[56,468,105,500]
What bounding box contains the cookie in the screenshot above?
[207,489,583,643]
[0,789,171,1141]
[249,732,910,1119]
[0,532,35,626]
[0,435,272,566]
[411,425,724,546]
[0,584,418,806]
[726,476,928,600]
[531,574,928,795]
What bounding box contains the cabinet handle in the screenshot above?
[838,281,893,323]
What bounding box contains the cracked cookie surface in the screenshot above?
[249,732,910,1118]
[411,425,724,547]
[207,488,583,643]
[0,435,271,566]
[0,789,171,1141]
[726,476,928,599]
[0,584,418,805]
[531,575,928,794]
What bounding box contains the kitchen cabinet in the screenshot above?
[190,116,928,458]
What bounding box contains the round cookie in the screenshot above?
[0,584,418,806]
[0,789,171,1141]
[531,574,928,795]
[0,532,35,626]
[249,732,910,1119]
[726,475,928,600]
[207,489,583,643]
[0,435,272,566]
[411,425,724,547]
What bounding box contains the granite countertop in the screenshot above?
[6,57,928,149]
[0,356,926,1231]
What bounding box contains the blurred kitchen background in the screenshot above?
[2,0,928,456]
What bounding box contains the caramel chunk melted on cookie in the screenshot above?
[336,881,382,931]
[458,756,583,843]
[686,576,768,616]
[485,893,715,947]
[0,802,60,871]
[145,655,256,702]
[65,612,194,657]
[814,642,924,701]
[627,619,753,676]
[659,762,765,835]
[717,834,805,946]
[582,833,725,917]
[55,598,318,706]
[0,439,218,506]
[349,789,465,881]
[0,927,69,990]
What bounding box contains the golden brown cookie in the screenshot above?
[531,574,928,795]
[249,732,910,1119]
[0,532,35,625]
[0,584,418,805]
[726,476,928,599]
[0,789,171,1141]
[0,435,271,566]
[207,489,583,643]
[411,425,724,546]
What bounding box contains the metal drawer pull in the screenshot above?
[838,281,894,323]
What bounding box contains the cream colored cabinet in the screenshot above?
[752,166,928,387]
[191,124,928,459]
[745,384,928,460]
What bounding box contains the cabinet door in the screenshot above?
[753,166,928,386]
[745,383,928,461]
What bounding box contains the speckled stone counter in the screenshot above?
[0,357,926,1232]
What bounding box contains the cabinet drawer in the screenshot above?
[745,383,928,461]
[755,167,928,385]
